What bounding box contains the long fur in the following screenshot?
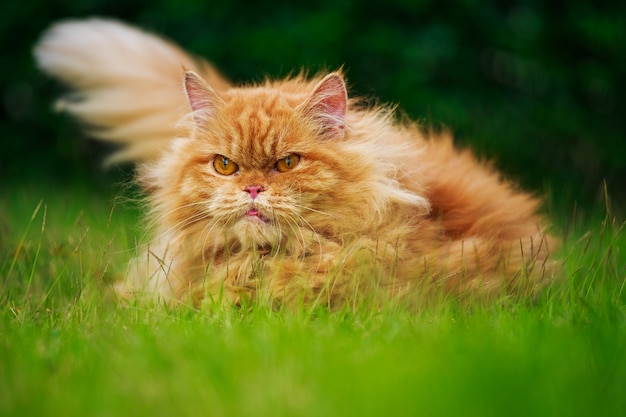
[35,18,558,308]
[34,18,229,164]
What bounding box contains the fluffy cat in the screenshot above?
[34,18,557,308]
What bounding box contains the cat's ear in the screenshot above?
[301,72,348,140]
[184,71,223,120]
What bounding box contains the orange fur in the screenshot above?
[35,19,557,308]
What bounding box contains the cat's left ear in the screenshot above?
[184,70,223,121]
[301,72,348,140]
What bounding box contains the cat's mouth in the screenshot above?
[245,207,270,223]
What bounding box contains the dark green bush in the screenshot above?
[1,0,624,208]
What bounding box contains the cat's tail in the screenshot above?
[34,18,229,164]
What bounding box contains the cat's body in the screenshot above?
[35,19,556,307]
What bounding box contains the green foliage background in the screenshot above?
[1,0,624,207]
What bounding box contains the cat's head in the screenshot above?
[142,71,428,254]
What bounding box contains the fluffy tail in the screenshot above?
[34,18,229,164]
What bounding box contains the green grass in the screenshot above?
[1,178,625,417]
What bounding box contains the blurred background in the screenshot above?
[1,0,624,212]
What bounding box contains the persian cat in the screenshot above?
[34,19,556,307]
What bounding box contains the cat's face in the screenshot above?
[176,94,340,251]
[145,72,429,255]
[149,73,375,253]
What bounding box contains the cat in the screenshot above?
[34,18,557,308]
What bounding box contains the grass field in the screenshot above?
[1,177,625,417]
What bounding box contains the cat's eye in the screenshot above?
[275,154,300,173]
[213,155,239,176]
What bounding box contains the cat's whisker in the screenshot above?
[282,208,324,261]
[281,214,308,257]
[199,217,225,265]
[276,214,301,255]
[271,216,285,258]
[146,201,209,229]
[267,207,296,249]
[271,195,333,253]
[138,201,212,243]
[282,212,328,274]
[291,203,336,217]
[138,210,213,250]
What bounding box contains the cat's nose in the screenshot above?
[244,185,265,200]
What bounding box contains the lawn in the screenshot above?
[1,177,625,417]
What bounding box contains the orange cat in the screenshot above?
[35,18,557,307]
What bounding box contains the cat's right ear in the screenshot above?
[184,71,223,121]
